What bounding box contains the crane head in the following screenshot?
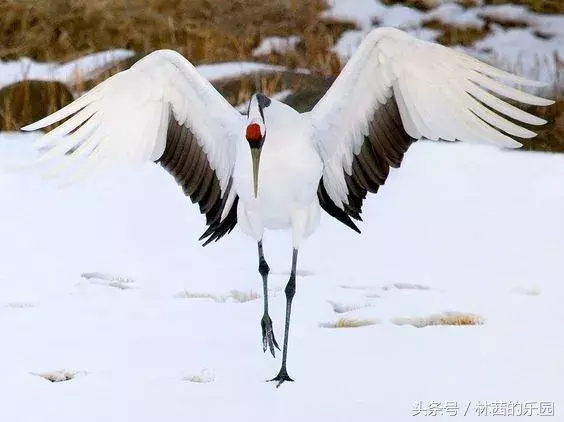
[246,93,270,198]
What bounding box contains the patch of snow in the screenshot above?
[405,27,442,42]
[424,3,484,28]
[379,5,425,29]
[471,26,564,83]
[0,49,134,90]
[531,14,564,38]
[478,4,531,23]
[253,36,301,56]
[332,29,367,61]
[0,133,562,421]
[322,0,386,30]
[196,62,308,81]
[183,368,215,383]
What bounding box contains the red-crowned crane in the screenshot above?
[22,27,554,387]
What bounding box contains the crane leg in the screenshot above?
[258,240,279,357]
[270,248,298,387]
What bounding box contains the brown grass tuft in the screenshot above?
[423,20,489,46]
[319,318,378,328]
[392,312,484,328]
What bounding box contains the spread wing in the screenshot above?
[308,27,554,231]
[22,49,244,245]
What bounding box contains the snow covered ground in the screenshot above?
[0,133,562,421]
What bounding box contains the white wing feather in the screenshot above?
[22,50,244,194]
[309,27,554,208]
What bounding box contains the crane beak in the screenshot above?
[250,148,261,198]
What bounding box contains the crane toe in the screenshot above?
[269,369,294,388]
[261,314,280,357]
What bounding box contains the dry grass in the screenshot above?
[423,20,490,46]
[319,318,378,328]
[392,312,484,328]
[0,0,345,75]
[520,94,564,153]
[0,80,73,131]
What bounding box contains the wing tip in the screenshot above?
[21,122,42,132]
[537,98,556,107]
[504,140,523,149]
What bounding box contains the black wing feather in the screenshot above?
[157,116,238,246]
[317,95,415,232]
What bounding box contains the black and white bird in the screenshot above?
[22,27,553,386]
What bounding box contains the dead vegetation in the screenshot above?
[422,20,490,46]
[0,80,73,131]
[520,93,564,152]
[392,312,484,328]
[0,0,344,74]
[319,318,378,328]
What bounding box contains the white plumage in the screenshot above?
[21,27,554,386]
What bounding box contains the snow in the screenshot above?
[534,14,564,38]
[0,50,134,90]
[322,0,387,30]
[479,4,530,23]
[0,53,307,92]
[424,3,483,28]
[0,133,562,421]
[378,5,425,29]
[195,62,308,81]
[471,26,564,83]
[252,36,301,56]
[332,30,367,60]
